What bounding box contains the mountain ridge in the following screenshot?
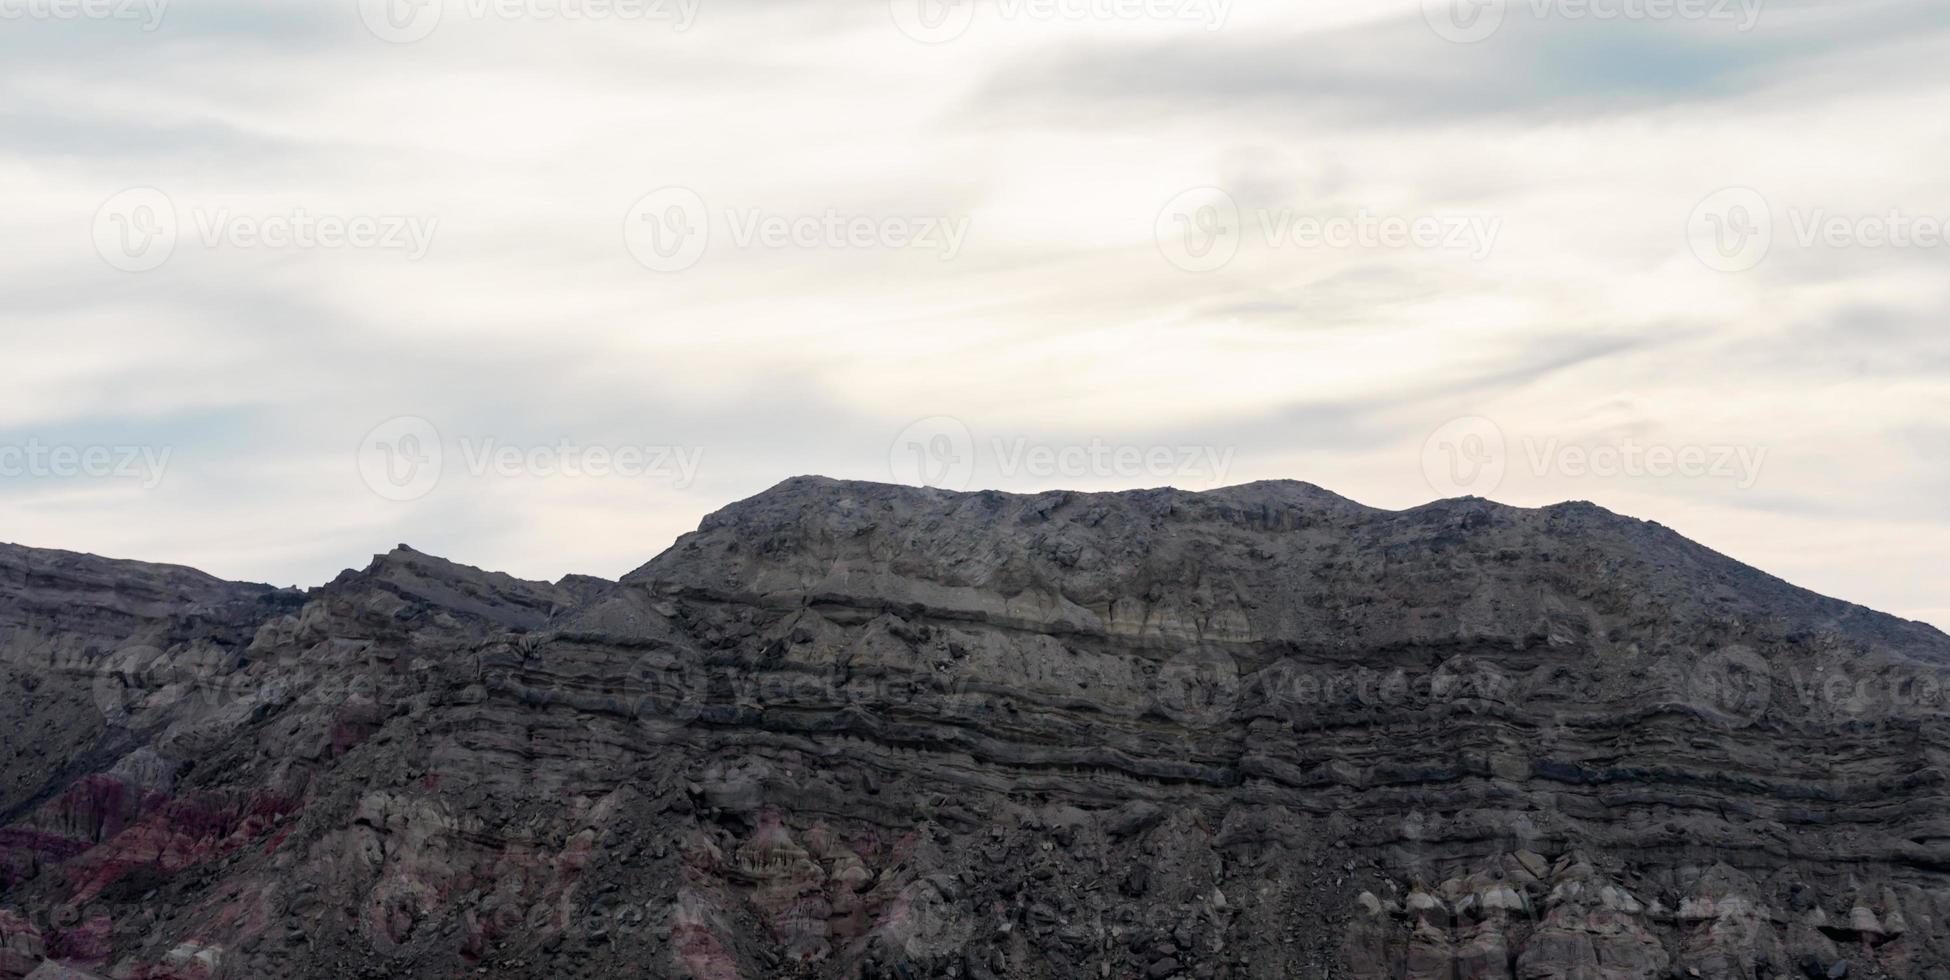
[8,475,1942,642]
[0,478,1945,979]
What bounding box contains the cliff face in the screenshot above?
[1,478,1948,980]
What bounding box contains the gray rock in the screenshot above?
[2,478,1948,979]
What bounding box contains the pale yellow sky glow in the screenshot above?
[0,0,1945,629]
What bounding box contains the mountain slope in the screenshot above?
[1,479,1946,980]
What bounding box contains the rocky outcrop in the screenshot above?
[0,478,1947,979]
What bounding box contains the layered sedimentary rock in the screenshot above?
[1,478,1947,979]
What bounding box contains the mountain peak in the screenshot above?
[623,476,1946,660]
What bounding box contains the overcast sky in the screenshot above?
[2,0,1945,629]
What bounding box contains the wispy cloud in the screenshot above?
[0,0,1944,629]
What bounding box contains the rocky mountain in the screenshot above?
[2,477,1947,980]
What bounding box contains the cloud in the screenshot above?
[971,0,1950,125]
[0,0,1944,631]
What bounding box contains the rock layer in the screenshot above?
[1,477,1947,979]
